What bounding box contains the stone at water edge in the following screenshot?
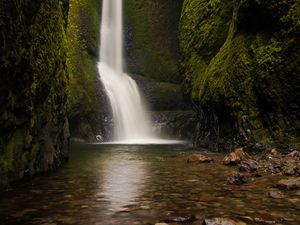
[276,177,300,190]
[203,217,237,225]
[187,154,214,163]
[227,172,247,185]
[223,148,248,165]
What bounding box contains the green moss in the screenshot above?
[67,0,102,138]
[180,0,300,148]
[0,0,69,188]
[124,0,182,83]
[152,82,188,111]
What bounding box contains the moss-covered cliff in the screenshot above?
[67,0,108,140]
[124,0,183,83]
[180,0,300,150]
[0,0,70,189]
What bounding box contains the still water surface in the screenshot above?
[0,144,299,224]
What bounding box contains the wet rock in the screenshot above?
[286,150,300,158]
[227,173,247,185]
[276,177,300,190]
[187,154,213,164]
[238,159,258,173]
[199,195,218,202]
[162,214,197,223]
[223,148,248,165]
[203,217,236,225]
[252,213,284,224]
[283,163,300,176]
[268,190,284,199]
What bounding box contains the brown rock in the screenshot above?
[268,190,284,199]
[283,164,300,176]
[223,148,247,165]
[203,217,236,225]
[187,154,213,164]
[276,177,300,190]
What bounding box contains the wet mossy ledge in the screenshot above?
[67,0,108,141]
[0,0,70,190]
[179,0,300,150]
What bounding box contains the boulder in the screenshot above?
[187,154,214,164]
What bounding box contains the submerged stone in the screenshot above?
[276,178,300,190]
[227,173,247,185]
[187,154,214,163]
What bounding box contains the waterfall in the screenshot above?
[98,0,153,142]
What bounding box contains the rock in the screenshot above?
[155,223,168,225]
[276,178,300,190]
[203,217,236,225]
[238,159,258,173]
[187,154,213,163]
[223,148,248,165]
[252,213,284,224]
[199,195,218,202]
[227,173,247,185]
[286,150,300,158]
[162,214,197,223]
[268,190,284,199]
[283,164,300,176]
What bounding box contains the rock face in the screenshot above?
[179,0,300,150]
[0,0,70,189]
[67,0,112,142]
[124,0,183,83]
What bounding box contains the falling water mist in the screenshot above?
[98,0,153,142]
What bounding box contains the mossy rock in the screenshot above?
[0,0,70,189]
[180,0,300,150]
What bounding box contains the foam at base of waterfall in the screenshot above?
[97,138,187,145]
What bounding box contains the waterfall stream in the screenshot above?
[98,0,153,142]
[98,0,183,144]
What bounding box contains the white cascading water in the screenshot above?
[98,0,153,142]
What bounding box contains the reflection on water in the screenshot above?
[101,154,147,211]
[0,144,299,225]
